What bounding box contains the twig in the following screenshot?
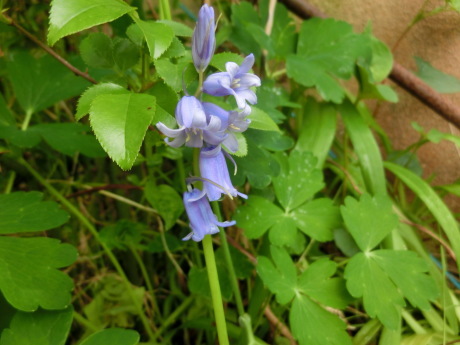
[264,305,297,345]
[4,14,98,84]
[280,0,460,130]
[66,184,142,198]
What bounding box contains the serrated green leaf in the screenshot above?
[6,52,90,114]
[234,196,284,239]
[33,123,106,158]
[89,93,155,170]
[210,52,245,72]
[290,295,352,345]
[257,246,296,304]
[230,3,262,58]
[341,193,398,251]
[145,182,184,230]
[249,107,281,132]
[79,33,114,69]
[0,237,77,311]
[344,252,404,329]
[154,58,197,91]
[372,250,438,309]
[415,56,460,93]
[79,328,140,345]
[76,83,129,120]
[384,161,460,272]
[157,19,193,37]
[295,100,337,169]
[48,0,135,46]
[161,36,186,59]
[0,192,69,234]
[0,308,73,345]
[291,198,340,242]
[112,37,140,70]
[135,20,174,59]
[228,132,248,157]
[298,259,352,309]
[273,151,324,210]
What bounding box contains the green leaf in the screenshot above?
[161,37,186,59]
[99,220,143,250]
[79,328,140,345]
[154,58,197,92]
[291,295,352,345]
[341,193,399,251]
[249,107,281,132]
[135,20,174,59]
[357,65,398,102]
[298,259,352,309]
[369,36,393,83]
[210,52,245,72]
[295,99,337,169]
[340,100,387,195]
[344,252,404,329]
[372,250,438,310]
[145,182,184,230]
[273,151,324,210]
[0,126,41,148]
[234,196,284,239]
[112,38,140,70]
[286,18,371,103]
[230,132,248,157]
[188,266,232,301]
[291,198,340,242]
[33,123,106,158]
[0,308,73,345]
[0,237,77,311]
[0,94,15,127]
[384,161,460,272]
[76,83,129,121]
[0,192,69,234]
[157,19,193,37]
[6,52,90,114]
[79,33,114,69]
[48,0,135,46]
[257,246,297,304]
[412,122,460,147]
[415,56,460,93]
[89,93,155,170]
[448,0,460,11]
[246,129,294,152]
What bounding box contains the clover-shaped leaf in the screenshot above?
[0,237,77,311]
[0,192,69,234]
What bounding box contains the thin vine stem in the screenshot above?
[19,158,156,341]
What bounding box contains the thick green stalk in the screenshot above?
[212,201,245,316]
[19,158,155,340]
[202,235,230,345]
[159,0,171,20]
[21,109,33,131]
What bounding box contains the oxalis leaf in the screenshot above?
[79,328,140,345]
[342,194,438,329]
[0,192,69,234]
[0,237,77,311]
[89,93,156,170]
[48,0,135,46]
[0,308,73,345]
[257,246,352,345]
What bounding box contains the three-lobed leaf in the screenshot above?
[48,0,135,46]
[79,328,140,345]
[89,93,156,170]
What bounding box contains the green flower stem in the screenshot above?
[4,171,15,194]
[19,158,156,341]
[159,0,171,20]
[202,234,230,345]
[73,312,99,332]
[212,201,245,316]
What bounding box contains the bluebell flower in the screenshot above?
[202,103,251,153]
[203,54,261,109]
[182,187,236,241]
[156,96,226,148]
[199,145,248,201]
[192,4,216,72]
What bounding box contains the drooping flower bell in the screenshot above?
[199,145,248,201]
[156,96,226,148]
[202,102,251,153]
[182,187,236,242]
[192,4,216,73]
[203,54,261,109]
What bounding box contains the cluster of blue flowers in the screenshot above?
[156,4,260,242]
